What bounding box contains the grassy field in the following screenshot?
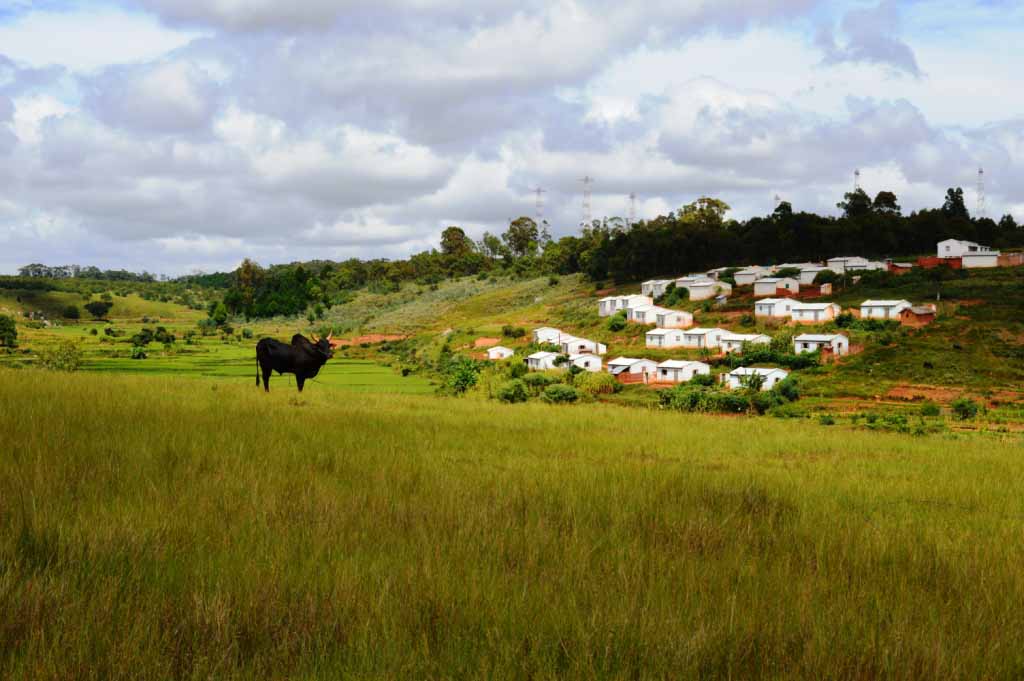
[3,369,1024,679]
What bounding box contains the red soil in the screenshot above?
[329,334,406,348]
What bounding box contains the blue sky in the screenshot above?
[1,0,1022,274]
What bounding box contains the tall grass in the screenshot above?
[2,369,1024,679]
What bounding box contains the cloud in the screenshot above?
[816,1,922,77]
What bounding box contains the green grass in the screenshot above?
[3,369,1024,679]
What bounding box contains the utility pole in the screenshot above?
[628,192,637,226]
[579,175,593,226]
[533,187,546,224]
[977,167,986,219]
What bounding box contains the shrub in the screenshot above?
[507,361,528,379]
[502,325,526,339]
[573,372,621,396]
[920,402,941,417]
[131,328,155,347]
[542,384,578,403]
[242,328,254,339]
[951,397,980,420]
[606,310,627,332]
[739,314,755,327]
[38,340,82,372]
[773,376,800,402]
[523,372,559,395]
[89,328,98,336]
[496,380,528,404]
[818,414,836,426]
[548,275,560,287]
[197,318,218,336]
[0,314,17,347]
[63,305,80,320]
[84,301,113,319]
[130,346,147,360]
[442,356,480,395]
[154,327,175,344]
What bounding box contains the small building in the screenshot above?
[569,353,602,372]
[532,327,562,344]
[487,346,515,361]
[688,279,731,301]
[526,351,560,371]
[719,333,771,354]
[826,256,869,273]
[753,277,799,297]
[722,367,789,391]
[900,305,937,328]
[598,297,619,317]
[606,357,658,377]
[680,327,727,350]
[888,262,914,275]
[860,300,912,320]
[645,328,687,349]
[798,266,830,285]
[599,294,654,317]
[794,333,849,356]
[654,309,694,329]
[641,279,675,299]
[790,302,841,324]
[938,238,997,259]
[558,336,607,356]
[754,298,794,319]
[734,266,771,286]
[655,360,711,384]
[845,260,886,272]
[627,304,663,325]
[962,252,1000,268]
[705,266,733,280]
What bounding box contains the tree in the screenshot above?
[0,314,17,347]
[63,305,80,320]
[837,188,872,219]
[679,197,731,228]
[502,217,540,258]
[942,187,969,220]
[873,191,901,216]
[998,214,1019,232]
[84,301,113,319]
[209,302,228,326]
[440,226,473,256]
[478,231,508,259]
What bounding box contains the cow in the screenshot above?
[256,332,334,393]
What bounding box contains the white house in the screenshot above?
[754,298,794,319]
[487,346,515,360]
[798,266,830,285]
[826,256,869,273]
[705,266,733,280]
[790,302,841,324]
[680,327,727,350]
[532,327,562,344]
[860,300,912,320]
[654,308,693,329]
[641,279,675,298]
[690,280,732,300]
[734,266,771,286]
[526,351,560,371]
[753,277,799,297]
[722,367,789,391]
[627,304,663,324]
[719,333,771,354]
[599,294,654,317]
[645,328,686,349]
[558,335,607,356]
[569,353,602,372]
[655,360,711,384]
[794,333,849,356]
[846,260,886,272]
[606,357,658,376]
[598,296,619,317]
[938,239,1001,268]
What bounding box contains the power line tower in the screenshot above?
[579,175,593,225]
[628,192,637,226]
[854,169,861,193]
[774,193,783,208]
[977,167,986,219]
[533,187,546,223]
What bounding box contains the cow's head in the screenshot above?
[309,333,335,360]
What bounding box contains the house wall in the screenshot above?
[917,256,962,269]
[861,304,907,320]
[962,253,999,268]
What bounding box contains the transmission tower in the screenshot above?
[977,167,986,219]
[774,194,783,208]
[533,187,546,223]
[628,192,637,226]
[579,175,594,225]
[854,169,861,192]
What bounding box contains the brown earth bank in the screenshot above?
[473,337,501,348]
[329,334,406,348]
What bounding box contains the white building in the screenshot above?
[754,298,794,319]
[598,296,619,317]
[599,295,654,317]
[826,256,869,273]
[606,357,658,376]
[690,280,732,300]
[558,336,607,356]
[860,300,912,320]
[487,346,515,360]
[734,266,771,286]
[680,327,727,350]
[719,333,771,354]
[627,304,663,324]
[532,327,562,344]
[645,328,687,349]
[938,239,1001,268]
[526,351,560,371]
[722,367,789,391]
[641,279,675,298]
[655,309,694,329]
[705,266,733,280]
[798,266,831,285]
[753,277,800,297]
[790,302,841,324]
[655,360,711,384]
[569,353,602,372]
[794,333,849,356]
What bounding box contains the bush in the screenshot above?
[573,371,621,396]
[0,314,17,347]
[89,328,98,336]
[690,373,716,387]
[523,372,559,395]
[818,414,836,426]
[606,310,627,332]
[154,327,175,344]
[542,384,578,403]
[739,314,755,327]
[496,380,528,404]
[548,275,560,287]
[773,376,800,402]
[442,356,480,395]
[131,328,155,346]
[63,305,80,320]
[920,402,941,417]
[130,346,147,360]
[502,325,526,339]
[508,361,528,379]
[951,397,980,420]
[38,340,82,372]
[84,301,113,319]
[242,328,254,339]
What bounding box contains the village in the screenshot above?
[482,239,1013,392]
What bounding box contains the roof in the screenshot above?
[599,296,618,302]
[729,367,788,377]
[906,306,936,315]
[569,353,600,361]
[791,302,839,311]
[736,266,768,273]
[861,299,910,307]
[755,297,791,306]
[658,360,706,369]
[607,356,654,367]
[720,333,770,342]
[489,346,513,353]
[755,277,784,283]
[891,262,914,268]
[643,278,674,284]
[646,328,674,336]
[683,327,722,336]
[527,351,558,360]
[656,308,690,316]
[534,326,561,333]
[794,334,847,342]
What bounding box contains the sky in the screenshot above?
[2,0,1023,275]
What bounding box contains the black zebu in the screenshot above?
[256,333,334,393]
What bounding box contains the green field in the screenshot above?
[3,369,1024,679]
